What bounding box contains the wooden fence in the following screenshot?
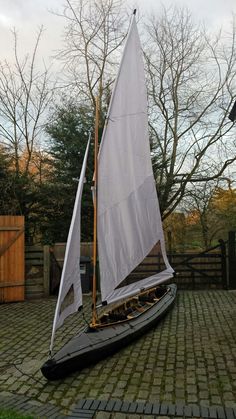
[24,243,92,298]
[0,213,233,302]
[4,235,231,301]
[25,245,50,299]
[119,241,226,290]
[49,241,227,293]
[0,216,25,302]
[228,231,236,289]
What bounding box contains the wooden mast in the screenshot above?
[91,96,99,326]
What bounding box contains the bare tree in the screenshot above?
[183,182,222,248]
[55,3,236,219]
[144,6,236,218]
[57,0,127,110]
[0,26,54,177]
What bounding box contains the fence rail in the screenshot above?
[51,241,227,292]
[123,249,225,290]
[23,236,231,300]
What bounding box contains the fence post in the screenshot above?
[43,245,50,296]
[228,231,236,290]
[218,239,228,289]
[219,239,227,289]
[167,230,172,264]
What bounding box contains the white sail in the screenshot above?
[50,137,90,353]
[97,15,174,305]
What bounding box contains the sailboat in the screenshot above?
[41,10,177,381]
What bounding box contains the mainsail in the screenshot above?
[97,14,174,305]
[50,137,90,353]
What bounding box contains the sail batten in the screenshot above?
[97,15,174,305]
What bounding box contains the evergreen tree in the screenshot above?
[40,102,94,243]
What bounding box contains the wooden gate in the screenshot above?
[228,231,236,289]
[171,240,227,289]
[0,216,25,302]
[123,241,227,289]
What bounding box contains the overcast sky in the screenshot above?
[0,0,235,67]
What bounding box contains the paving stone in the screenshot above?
[75,399,87,409]
[67,412,94,419]
[175,403,184,416]
[112,400,123,412]
[104,400,116,411]
[83,400,94,410]
[97,400,107,410]
[225,407,236,419]
[200,406,209,418]
[217,406,226,419]
[36,404,59,414]
[94,413,110,419]
[211,396,222,405]
[167,404,175,415]
[184,405,193,416]
[208,406,218,418]
[60,398,72,407]
[120,401,130,412]
[187,394,198,403]
[135,402,145,413]
[191,405,201,417]
[160,403,169,415]
[143,402,153,414]
[152,403,160,415]
[90,400,101,410]
[128,402,138,413]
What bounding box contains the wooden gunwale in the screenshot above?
[90,286,169,329]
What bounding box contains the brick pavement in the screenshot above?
[0,290,235,418]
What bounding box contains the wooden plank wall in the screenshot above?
[52,242,93,267]
[0,216,25,302]
[125,250,224,289]
[25,245,50,299]
[228,231,236,289]
[53,242,225,289]
[23,240,226,300]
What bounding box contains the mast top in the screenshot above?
[133,9,136,15]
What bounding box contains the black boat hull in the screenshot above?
[41,283,177,380]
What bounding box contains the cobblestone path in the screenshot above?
[0,290,235,417]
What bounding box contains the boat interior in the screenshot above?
[93,285,169,328]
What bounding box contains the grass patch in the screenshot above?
[0,409,35,419]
